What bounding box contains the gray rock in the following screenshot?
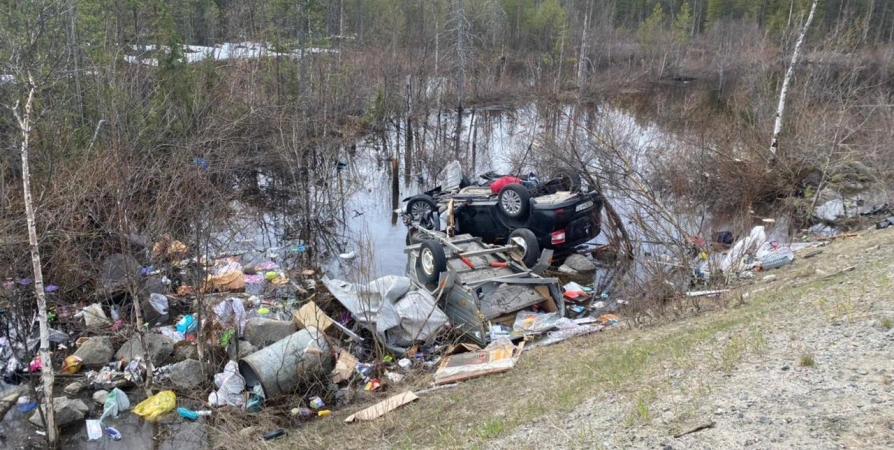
[243,318,297,347]
[174,343,199,361]
[557,264,578,274]
[816,199,846,223]
[92,390,109,405]
[73,336,114,368]
[763,275,778,283]
[63,381,86,396]
[168,359,205,390]
[564,254,597,273]
[227,340,256,360]
[116,333,174,366]
[29,398,89,428]
[158,419,208,450]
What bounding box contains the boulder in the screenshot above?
[563,254,597,273]
[29,398,88,428]
[227,340,256,360]
[168,359,205,390]
[243,318,297,348]
[116,333,174,366]
[73,336,114,368]
[63,381,86,396]
[816,199,846,223]
[92,390,109,405]
[174,343,199,361]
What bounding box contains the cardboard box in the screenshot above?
[292,301,334,332]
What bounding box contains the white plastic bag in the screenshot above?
[99,388,130,424]
[209,361,245,407]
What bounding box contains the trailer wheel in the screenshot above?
[406,195,437,229]
[498,183,531,219]
[508,228,540,268]
[418,240,448,283]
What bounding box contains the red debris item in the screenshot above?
[459,256,475,269]
[489,176,522,194]
[29,357,42,373]
[364,379,381,391]
[490,261,508,268]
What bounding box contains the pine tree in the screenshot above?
[640,2,666,47]
[674,2,694,42]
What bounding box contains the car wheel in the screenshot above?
[552,168,582,191]
[508,228,540,268]
[417,240,447,283]
[406,195,437,229]
[497,183,531,219]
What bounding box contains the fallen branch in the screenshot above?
[673,421,716,438]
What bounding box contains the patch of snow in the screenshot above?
[124,41,337,66]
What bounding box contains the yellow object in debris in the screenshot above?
[317,410,331,417]
[60,355,83,374]
[133,391,176,421]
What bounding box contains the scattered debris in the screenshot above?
[344,391,419,422]
[433,341,521,385]
[685,290,730,298]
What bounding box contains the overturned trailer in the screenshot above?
[404,225,565,346]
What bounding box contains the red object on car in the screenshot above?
[489,176,522,194]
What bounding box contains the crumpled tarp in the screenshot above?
[322,276,449,352]
[719,226,767,273]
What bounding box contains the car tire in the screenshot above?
[497,183,531,219]
[406,195,438,229]
[508,228,540,268]
[417,240,448,283]
[552,168,582,191]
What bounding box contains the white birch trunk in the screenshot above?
[15,77,57,445]
[577,0,592,87]
[770,0,818,159]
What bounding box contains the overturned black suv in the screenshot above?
[402,161,603,259]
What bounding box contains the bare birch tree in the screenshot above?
[769,0,819,160]
[12,74,57,446]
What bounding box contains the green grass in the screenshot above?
[474,418,505,439]
[881,317,893,330]
[799,354,816,368]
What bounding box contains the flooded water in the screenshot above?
[335,103,664,279]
